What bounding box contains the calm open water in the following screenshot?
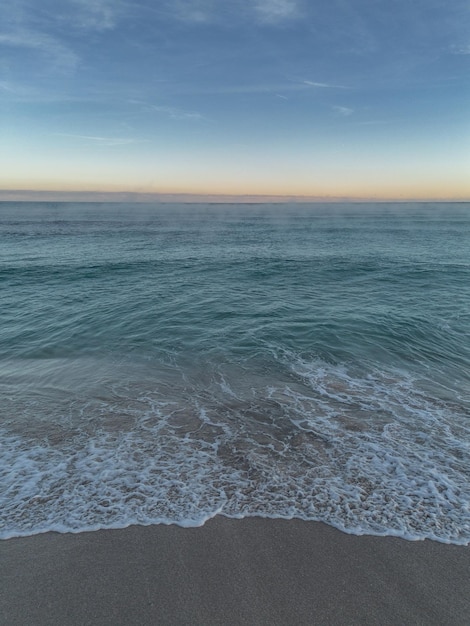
[1,202,469,543]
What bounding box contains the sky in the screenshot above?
[0,0,469,201]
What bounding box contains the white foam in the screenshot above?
[1,356,469,544]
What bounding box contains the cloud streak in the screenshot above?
[0,31,79,70]
[333,105,353,116]
[0,81,16,93]
[130,100,206,121]
[0,0,125,81]
[68,0,123,32]
[170,80,348,96]
[450,44,470,55]
[168,0,215,24]
[152,0,301,26]
[255,0,299,24]
[55,133,142,146]
[303,80,348,89]
[150,105,205,120]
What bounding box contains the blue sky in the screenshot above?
[1,0,469,200]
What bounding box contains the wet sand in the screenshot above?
[1,517,469,625]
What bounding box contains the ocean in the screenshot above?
[1,202,469,543]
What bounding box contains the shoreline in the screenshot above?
[1,516,469,625]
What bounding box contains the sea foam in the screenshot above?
[1,355,469,544]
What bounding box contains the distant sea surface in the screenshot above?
[1,202,469,543]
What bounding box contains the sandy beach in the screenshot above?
[1,516,469,625]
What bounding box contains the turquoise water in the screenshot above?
[1,202,469,542]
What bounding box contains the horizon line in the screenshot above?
[1,190,469,203]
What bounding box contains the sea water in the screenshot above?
[1,202,469,543]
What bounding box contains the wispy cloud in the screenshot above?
[55,133,141,146]
[333,105,353,116]
[131,100,206,121]
[0,31,79,70]
[151,105,205,120]
[255,0,299,23]
[155,0,301,26]
[0,79,87,103]
[68,0,123,32]
[355,120,390,126]
[0,81,16,93]
[0,79,48,100]
[303,80,348,89]
[158,79,351,98]
[176,81,334,96]
[166,0,215,24]
[0,0,124,82]
[449,43,470,55]
[200,84,293,95]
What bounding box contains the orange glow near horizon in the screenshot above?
[2,147,469,202]
[1,179,469,202]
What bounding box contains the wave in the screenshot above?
[1,355,469,544]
